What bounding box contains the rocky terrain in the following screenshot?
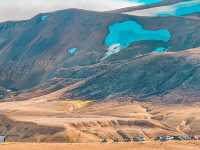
[0,114,66,142]
[1,92,200,143]
[0,5,199,102]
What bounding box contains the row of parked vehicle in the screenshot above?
[1,134,200,144]
[101,135,200,143]
[101,136,145,143]
[155,135,193,141]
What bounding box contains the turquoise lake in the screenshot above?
[158,1,200,16]
[154,47,168,52]
[105,21,171,48]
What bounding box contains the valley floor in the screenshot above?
[1,141,200,150]
[1,88,200,143]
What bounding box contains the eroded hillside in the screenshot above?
[0,0,199,102]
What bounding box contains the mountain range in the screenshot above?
[0,0,200,103]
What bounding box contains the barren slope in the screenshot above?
[1,90,200,142]
[0,8,200,102]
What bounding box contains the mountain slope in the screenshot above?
[67,48,200,102]
[0,6,200,102]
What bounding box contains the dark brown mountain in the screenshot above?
[0,5,200,103]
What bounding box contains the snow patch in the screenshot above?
[128,0,162,5]
[101,44,121,60]
[124,0,200,16]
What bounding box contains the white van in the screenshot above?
[0,136,5,143]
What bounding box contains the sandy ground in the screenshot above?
[1,94,200,141]
[1,87,200,142]
[1,141,200,150]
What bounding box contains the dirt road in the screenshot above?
[1,141,200,150]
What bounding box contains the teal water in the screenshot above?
[105,21,171,48]
[128,0,162,5]
[68,48,78,55]
[158,1,200,16]
[154,47,167,52]
[41,15,48,21]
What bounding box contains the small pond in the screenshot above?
[68,48,78,55]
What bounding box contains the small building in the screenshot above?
[0,136,5,143]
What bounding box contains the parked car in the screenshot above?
[0,136,5,143]
[173,135,192,141]
[174,135,184,141]
[192,135,200,140]
[100,138,107,143]
[178,135,192,140]
[112,138,120,143]
[123,138,131,142]
[132,136,145,142]
[155,136,174,141]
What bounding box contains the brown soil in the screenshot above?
[1,141,200,150]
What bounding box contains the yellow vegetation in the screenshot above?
[66,100,94,108]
